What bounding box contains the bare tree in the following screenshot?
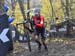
[65,0,72,37]
[49,0,56,18]
[18,0,26,20]
[18,0,31,52]
[0,0,4,14]
[11,0,17,16]
[65,0,69,18]
[60,0,66,17]
[27,0,30,19]
[49,0,56,25]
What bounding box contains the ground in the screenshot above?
[7,38,75,56]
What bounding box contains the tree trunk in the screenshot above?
[18,0,26,20]
[65,0,71,37]
[11,0,17,17]
[0,0,4,14]
[27,0,30,19]
[18,0,31,51]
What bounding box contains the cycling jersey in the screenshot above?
[32,15,44,28]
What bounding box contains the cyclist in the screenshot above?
[31,9,48,51]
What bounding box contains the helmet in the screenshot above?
[34,8,40,15]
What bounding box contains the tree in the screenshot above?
[0,0,4,14]
[18,0,31,52]
[18,0,26,20]
[11,0,17,16]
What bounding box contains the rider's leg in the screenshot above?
[34,28,42,50]
[35,35,41,50]
[41,28,48,51]
[41,37,48,51]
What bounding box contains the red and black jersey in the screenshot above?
[32,15,44,28]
